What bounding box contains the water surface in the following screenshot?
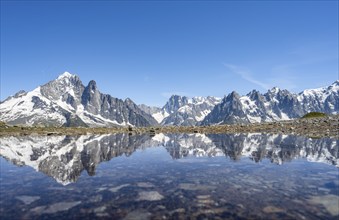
[1,133,338,219]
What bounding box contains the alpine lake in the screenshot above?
[0,133,338,220]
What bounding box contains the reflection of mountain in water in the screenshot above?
[206,134,338,166]
[1,133,338,184]
[0,134,152,185]
[153,133,225,159]
[156,133,338,167]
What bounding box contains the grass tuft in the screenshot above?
[302,112,327,119]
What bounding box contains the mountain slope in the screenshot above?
[1,72,337,127]
[202,81,339,125]
[0,72,158,127]
[138,104,161,115]
[151,95,222,126]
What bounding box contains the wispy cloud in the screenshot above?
[223,63,271,90]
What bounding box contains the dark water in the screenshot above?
[0,133,338,220]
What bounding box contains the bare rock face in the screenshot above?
[202,91,249,125]
[0,72,158,127]
[138,104,161,115]
[202,81,339,125]
[147,81,338,126]
[1,71,338,127]
[148,95,222,126]
[82,80,101,115]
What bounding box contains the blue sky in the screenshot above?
[1,1,338,106]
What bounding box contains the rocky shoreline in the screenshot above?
[156,115,339,138]
[0,115,338,138]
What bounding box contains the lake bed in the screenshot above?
[1,133,338,219]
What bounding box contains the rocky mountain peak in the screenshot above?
[0,72,158,127]
[57,71,74,79]
[226,91,240,101]
[202,81,338,125]
[1,72,338,127]
[86,80,98,91]
[81,80,102,115]
[169,95,188,103]
[268,87,280,94]
[47,72,80,86]
[55,72,82,87]
[150,94,222,126]
[164,95,189,113]
[124,98,134,106]
[329,80,339,91]
[14,90,27,97]
[247,90,261,100]
[39,72,84,105]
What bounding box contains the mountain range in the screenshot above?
[0,72,157,127]
[1,133,337,184]
[0,72,338,127]
[140,95,222,126]
[202,82,338,125]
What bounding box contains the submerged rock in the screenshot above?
[31,201,81,214]
[94,206,106,213]
[123,209,151,220]
[109,184,130,193]
[179,183,216,191]
[137,182,155,188]
[137,191,164,201]
[16,196,40,205]
[308,194,339,216]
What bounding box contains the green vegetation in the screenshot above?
[302,112,327,119]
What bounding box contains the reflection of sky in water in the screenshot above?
[0,134,338,219]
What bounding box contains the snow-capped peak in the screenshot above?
[300,80,339,97]
[330,80,339,90]
[57,71,75,80]
[0,72,158,128]
[268,87,280,94]
[151,95,221,125]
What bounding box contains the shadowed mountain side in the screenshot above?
[1,71,337,127]
[0,72,158,127]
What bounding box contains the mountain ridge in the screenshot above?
[0,72,338,127]
[0,72,158,127]
[201,80,338,125]
[150,95,222,126]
